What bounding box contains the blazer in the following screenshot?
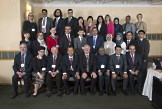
[136,38,150,61]
[126,52,142,71]
[47,54,62,73]
[38,17,53,35]
[46,36,60,51]
[13,53,33,75]
[88,35,104,54]
[96,23,107,40]
[96,54,109,72]
[106,21,114,37]
[65,17,78,36]
[62,55,79,74]
[53,17,65,37]
[114,24,123,41]
[59,34,74,55]
[135,21,147,33]
[74,37,87,55]
[79,53,96,74]
[85,24,96,38]
[109,53,127,74]
[125,39,137,51]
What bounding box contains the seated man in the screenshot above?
[126,45,142,95]
[62,46,80,95]
[46,46,62,97]
[80,44,97,95]
[97,47,110,96]
[12,42,33,99]
[109,45,128,96]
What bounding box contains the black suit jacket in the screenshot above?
[136,38,150,61]
[62,55,79,74]
[126,52,142,71]
[31,40,41,57]
[65,17,77,36]
[47,54,62,73]
[59,34,74,55]
[79,53,96,74]
[38,17,53,36]
[96,23,107,40]
[53,17,65,37]
[13,53,33,75]
[96,54,109,72]
[125,39,137,50]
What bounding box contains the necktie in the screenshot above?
[69,58,73,70]
[93,37,96,46]
[42,17,45,26]
[68,34,71,45]
[131,53,134,64]
[86,55,89,72]
[55,18,58,27]
[81,37,83,47]
[68,17,71,23]
[20,54,25,72]
[53,56,56,65]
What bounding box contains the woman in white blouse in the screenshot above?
[115,33,126,54]
[104,34,116,56]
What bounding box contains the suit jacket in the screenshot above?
[59,34,74,55]
[74,37,87,55]
[96,54,109,72]
[85,24,96,38]
[22,20,37,40]
[126,52,142,71]
[47,54,62,73]
[96,23,107,40]
[38,17,53,36]
[46,36,60,51]
[13,53,33,75]
[135,21,147,33]
[65,17,78,36]
[79,53,96,74]
[125,39,137,50]
[136,38,150,61]
[88,35,104,54]
[109,54,127,74]
[62,55,79,74]
[53,17,65,37]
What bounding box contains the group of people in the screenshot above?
[11,8,150,99]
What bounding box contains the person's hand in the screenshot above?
[91,72,97,78]
[39,74,43,79]
[134,70,139,75]
[16,72,22,78]
[62,73,67,79]
[123,73,128,78]
[98,71,102,76]
[82,72,87,79]
[130,70,135,75]
[112,73,117,79]
[75,72,80,79]
[106,70,110,76]
[22,72,26,76]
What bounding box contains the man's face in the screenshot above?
[84,46,90,54]
[37,33,44,40]
[65,26,71,34]
[138,32,145,39]
[68,11,73,17]
[115,47,121,55]
[42,10,47,17]
[78,30,84,36]
[51,47,58,55]
[55,10,60,17]
[126,16,131,23]
[20,44,27,54]
[126,33,133,40]
[92,28,98,36]
[129,45,136,54]
[137,15,142,21]
[99,48,105,55]
[67,48,74,56]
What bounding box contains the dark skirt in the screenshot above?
[32,72,45,85]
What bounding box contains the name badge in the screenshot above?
[82,47,84,50]
[107,45,109,48]
[21,64,25,67]
[42,26,45,28]
[87,33,90,36]
[126,50,129,52]
[116,65,120,69]
[52,65,56,68]
[56,45,59,48]
[32,28,35,32]
[93,46,95,49]
[123,31,126,34]
[101,65,105,68]
[42,67,46,71]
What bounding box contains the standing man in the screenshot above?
[38,9,53,39]
[109,45,128,96]
[12,43,33,99]
[65,9,77,37]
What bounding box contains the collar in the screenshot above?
[56,17,60,21]
[116,54,120,57]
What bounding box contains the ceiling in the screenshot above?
[30,0,162,5]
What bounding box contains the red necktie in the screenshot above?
[20,54,25,72]
[131,53,134,64]
[69,58,72,70]
[67,34,71,45]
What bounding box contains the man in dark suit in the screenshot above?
[126,45,142,95]
[88,27,104,54]
[46,47,62,97]
[53,9,65,37]
[65,9,77,36]
[38,9,53,39]
[59,25,74,55]
[12,43,33,99]
[125,31,137,53]
[80,44,97,95]
[109,45,128,96]
[62,46,80,95]
[96,48,110,96]
[136,30,150,89]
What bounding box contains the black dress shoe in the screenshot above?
[130,90,135,96]
[57,92,62,96]
[46,92,52,97]
[65,91,70,95]
[80,91,86,96]
[106,92,111,96]
[99,92,103,96]
[73,92,78,95]
[25,93,31,98]
[123,90,128,96]
[90,91,95,96]
[112,91,116,96]
[11,93,18,99]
